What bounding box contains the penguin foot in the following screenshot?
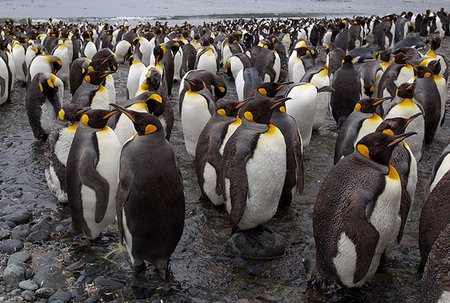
[242,228,265,247]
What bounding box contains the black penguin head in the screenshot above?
[427,60,441,75]
[90,48,118,72]
[142,68,162,91]
[58,104,90,122]
[84,70,110,85]
[375,113,422,135]
[256,82,289,98]
[341,55,354,65]
[110,103,163,136]
[355,97,391,113]
[378,50,391,62]
[295,46,309,57]
[430,37,441,51]
[397,83,415,99]
[185,79,205,92]
[392,53,409,64]
[143,92,165,116]
[415,65,433,78]
[214,84,227,101]
[237,97,285,125]
[216,100,240,118]
[46,55,62,74]
[356,132,416,166]
[153,44,166,62]
[80,109,118,129]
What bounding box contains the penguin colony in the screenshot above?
[0,8,448,298]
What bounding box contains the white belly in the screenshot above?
[173,50,183,81]
[40,101,56,135]
[127,62,146,98]
[235,70,245,101]
[84,42,97,60]
[354,115,383,147]
[430,153,450,193]
[203,162,223,206]
[54,126,77,166]
[12,45,26,83]
[121,210,135,265]
[45,165,67,203]
[394,66,414,88]
[289,57,306,83]
[197,51,217,75]
[333,232,358,287]
[105,75,116,104]
[181,92,211,156]
[0,58,10,104]
[53,47,70,84]
[90,86,110,110]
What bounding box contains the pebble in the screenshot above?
[0,205,32,224]
[0,239,23,253]
[93,276,126,289]
[7,251,31,266]
[48,290,72,303]
[33,266,69,289]
[0,229,10,240]
[85,296,100,303]
[3,263,26,285]
[21,290,36,301]
[19,280,39,291]
[35,287,55,298]
[11,224,31,240]
[27,230,51,243]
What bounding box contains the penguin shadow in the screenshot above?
[306,282,373,303]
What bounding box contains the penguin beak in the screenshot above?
[102,109,119,119]
[235,100,249,109]
[387,132,417,147]
[372,97,392,106]
[109,103,135,122]
[404,113,422,128]
[406,84,414,90]
[75,107,91,115]
[269,101,283,110]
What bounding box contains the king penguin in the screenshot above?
[66,108,121,239]
[69,57,90,96]
[311,131,415,289]
[112,103,185,280]
[27,55,62,85]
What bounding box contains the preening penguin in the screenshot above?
[26,73,64,140]
[66,108,121,240]
[112,104,185,280]
[311,131,415,289]
[27,55,62,85]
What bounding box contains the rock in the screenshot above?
[48,290,72,302]
[33,266,69,289]
[0,221,15,231]
[21,290,36,301]
[1,205,32,224]
[11,224,31,240]
[93,276,126,289]
[27,230,51,243]
[0,229,10,240]
[3,262,27,284]
[30,219,51,233]
[35,287,55,298]
[19,279,39,291]
[225,229,286,260]
[85,295,100,303]
[9,288,22,296]
[0,239,23,253]
[7,251,31,266]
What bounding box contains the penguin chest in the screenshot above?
[394,66,414,87]
[91,86,110,110]
[197,50,217,74]
[181,92,211,156]
[0,58,10,103]
[290,56,306,82]
[236,127,287,229]
[84,42,97,60]
[54,125,77,166]
[40,100,57,134]
[429,153,450,193]
[354,115,383,146]
[403,143,417,202]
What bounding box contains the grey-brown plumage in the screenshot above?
[69,57,90,95]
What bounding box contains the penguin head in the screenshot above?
[84,70,110,85]
[45,55,63,74]
[427,60,441,75]
[375,113,422,135]
[430,37,441,51]
[185,79,205,92]
[216,100,240,118]
[144,92,165,116]
[356,132,416,166]
[415,65,433,79]
[295,46,309,57]
[110,103,163,136]
[58,104,90,122]
[80,109,118,129]
[392,53,409,64]
[355,97,391,113]
[255,82,290,98]
[378,50,391,62]
[214,85,227,102]
[237,97,287,125]
[341,55,354,65]
[37,73,62,99]
[397,83,415,99]
[90,48,118,72]
[153,44,166,62]
[142,68,162,91]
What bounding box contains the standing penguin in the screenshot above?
[26,73,64,140]
[112,104,185,279]
[311,132,414,289]
[195,45,218,75]
[126,60,147,98]
[180,78,216,156]
[27,55,62,84]
[45,104,89,203]
[52,43,71,85]
[334,97,388,164]
[66,108,120,239]
[358,60,383,99]
[69,57,90,96]
[195,100,240,206]
[71,70,111,110]
[0,46,12,105]
[427,60,447,126]
[330,55,361,127]
[235,67,262,101]
[376,53,414,98]
[221,97,286,246]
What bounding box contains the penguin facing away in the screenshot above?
[66,108,121,239]
[112,103,185,280]
[311,131,415,289]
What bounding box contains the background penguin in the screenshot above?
[421,37,448,81]
[221,97,286,245]
[252,46,281,83]
[90,48,118,104]
[421,223,450,303]
[25,72,64,140]
[0,45,12,105]
[126,60,146,98]
[325,43,345,80]
[334,20,349,52]
[288,46,309,82]
[114,39,132,64]
[334,97,388,164]
[195,100,240,206]
[66,108,120,239]
[330,55,361,127]
[358,60,382,99]
[71,70,111,109]
[195,44,218,75]
[384,82,425,161]
[82,34,97,60]
[11,41,28,86]
[27,55,62,85]
[426,60,447,126]
[425,142,450,200]
[52,42,71,86]
[348,48,376,64]
[311,132,414,289]
[376,53,414,98]
[225,52,253,80]
[25,43,45,71]
[180,78,216,156]
[45,104,89,203]
[69,57,90,96]
[112,104,185,280]
[0,41,15,101]
[235,67,262,101]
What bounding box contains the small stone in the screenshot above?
[30,219,51,233]
[93,276,126,289]
[11,224,31,240]
[3,263,26,284]
[26,230,51,243]
[48,290,72,302]
[0,221,15,231]
[33,266,69,289]
[85,296,100,303]
[0,230,10,240]
[1,205,32,224]
[8,251,31,266]
[21,290,36,301]
[19,280,39,291]
[9,288,22,296]
[0,239,23,253]
[35,287,55,298]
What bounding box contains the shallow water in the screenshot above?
[0,26,449,303]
